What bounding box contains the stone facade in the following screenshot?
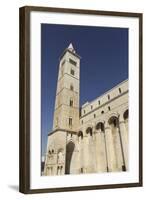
[44,43,128,176]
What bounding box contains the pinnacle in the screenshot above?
[67,43,75,53]
[68,43,74,49]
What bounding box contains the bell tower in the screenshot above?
[53,43,81,132]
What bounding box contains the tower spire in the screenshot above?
[67,43,76,53]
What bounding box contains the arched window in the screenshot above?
[70,68,75,76]
[69,98,73,107]
[78,131,83,139]
[123,109,128,120]
[69,117,72,127]
[96,122,105,132]
[70,84,74,91]
[69,58,77,66]
[123,109,128,133]
[119,88,122,94]
[108,116,118,128]
[86,127,92,136]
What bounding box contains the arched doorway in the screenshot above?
[65,141,75,174]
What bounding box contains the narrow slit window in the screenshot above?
[69,117,72,127]
[70,69,75,76]
[119,88,122,94]
[70,98,73,107]
[70,84,74,91]
[69,58,77,66]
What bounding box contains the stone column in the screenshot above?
[100,130,108,172]
[83,135,89,173]
[104,123,116,172]
[77,136,81,173]
[88,133,93,173]
[103,129,109,172]
[95,129,106,172]
[125,119,128,141]
[119,116,128,170]
[57,166,60,175]
[94,130,100,172]
[70,137,80,174]
[88,129,97,173]
[112,125,124,171]
[79,136,84,173]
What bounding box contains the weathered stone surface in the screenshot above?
[44,44,128,176]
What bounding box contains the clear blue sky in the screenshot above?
[41,23,128,157]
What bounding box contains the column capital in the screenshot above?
[84,135,88,138]
[119,120,125,125]
[94,130,101,134]
[119,114,124,122]
[104,125,111,130]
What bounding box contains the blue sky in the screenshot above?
[41,24,128,157]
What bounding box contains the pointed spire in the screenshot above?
[67,43,76,53]
[68,43,74,50]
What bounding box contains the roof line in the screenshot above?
[82,79,128,108]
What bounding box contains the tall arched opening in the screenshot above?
[65,141,75,174]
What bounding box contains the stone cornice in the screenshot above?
[56,86,78,97]
[48,128,77,136]
[59,49,81,60]
[55,103,79,111]
[80,90,128,119]
[58,72,79,82]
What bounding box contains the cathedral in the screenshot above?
[43,43,128,176]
